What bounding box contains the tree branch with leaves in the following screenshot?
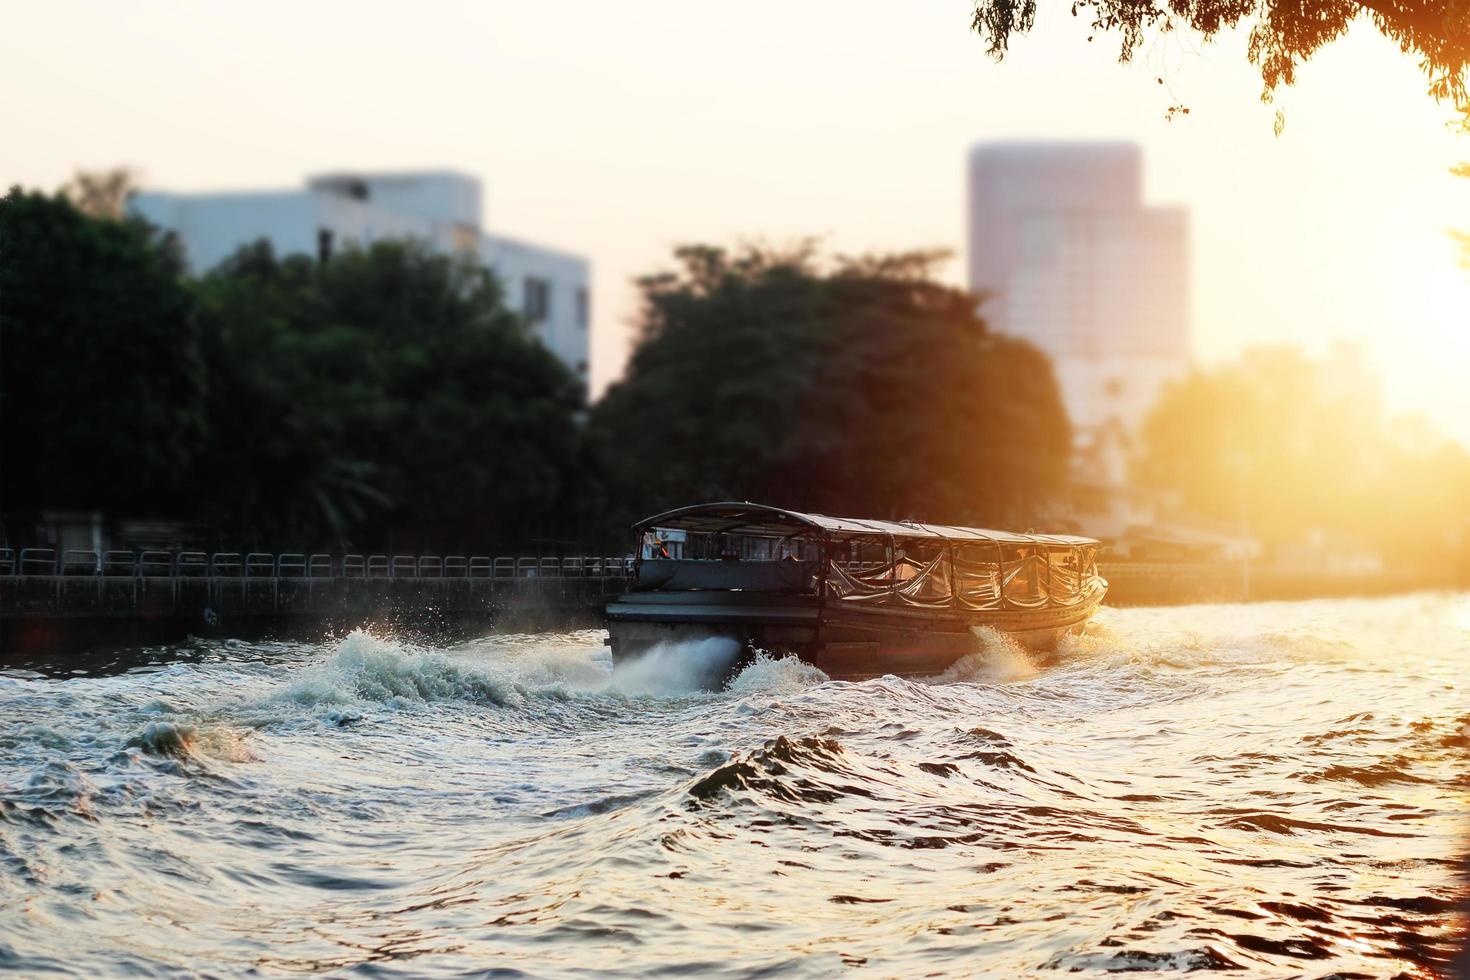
[971,0,1470,125]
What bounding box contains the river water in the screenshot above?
[1,594,1467,977]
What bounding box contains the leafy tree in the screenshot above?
[0,187,204,520]
[192,240,586,551]
[970,1,1470,123]
[1135,346,1470,564]
[588,244,1070,534]
[188,243,386,547]
[58,168,139,221]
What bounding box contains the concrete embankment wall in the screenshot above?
[2,574,629,659]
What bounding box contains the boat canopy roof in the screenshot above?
[635,502,1098,548]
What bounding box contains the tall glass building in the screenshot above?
[967,142,1190,440]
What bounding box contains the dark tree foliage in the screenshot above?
[191,240,586,551]
[0,187,204,518]
[588,244,1071,535]
[971,1,1470,118]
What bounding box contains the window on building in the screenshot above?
[524,277,551,323]
[576,287,589,328]
[317,228,334,264]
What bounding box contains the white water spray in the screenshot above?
[608,637,744,695]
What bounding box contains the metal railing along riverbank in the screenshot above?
[0,548,633,580]
[6,549,1457,597]
[0,548,635,659]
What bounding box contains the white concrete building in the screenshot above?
[132,171,591,383]
[967,142,1190,436]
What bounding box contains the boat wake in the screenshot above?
[0,594,1466,977]
[606,636,743,695]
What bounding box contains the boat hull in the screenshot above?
[606,586,1105,681]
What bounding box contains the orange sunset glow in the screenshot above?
[2,2,1467,977]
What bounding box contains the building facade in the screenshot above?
[132,171,591,382]
[967,142,1189,436]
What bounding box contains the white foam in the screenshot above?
[726,653,829,695]
[448,630,613,691]
[132,720,196,758]
[275,630,519,709]
[477,646,611,692]
[130,719,259,763]
[608,637,743,696]
[919,627,1039,685]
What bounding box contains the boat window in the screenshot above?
[636,557,819,592]
[637,525,821,593]
[661,528,823,558]
[954,544,1003,610]
[1081,546,1099,582]
[642,530,685,560]
[1047,545,1083,605]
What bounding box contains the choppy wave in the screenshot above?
[0,594,1466,977]
[277,630,522,708]
[725,652,829,695]
[130,719,259,764]
[270,630,828,709]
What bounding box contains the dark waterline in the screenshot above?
[1,594,1467,977]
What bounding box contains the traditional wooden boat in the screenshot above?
[606,502,1106,681]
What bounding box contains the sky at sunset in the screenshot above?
[4,0,1468,443]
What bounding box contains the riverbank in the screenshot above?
[0,571,627,661]
[4,559,1464,662]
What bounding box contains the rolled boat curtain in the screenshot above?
[825,560,896,603]
[829,542,1101,609]
[1000,552,1049,608]
[893,551,951,608]
[954,548,1003,610]
[1047,547,1084,605]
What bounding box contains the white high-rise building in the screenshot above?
[132,171,591,384]
[967,142,1190,440]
